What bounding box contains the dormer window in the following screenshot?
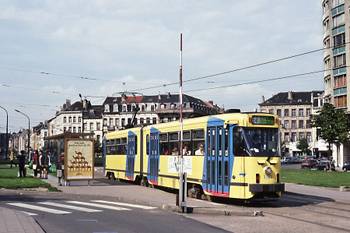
[113,104,119,112]
[105,104,110,112]
[122,104,127,112]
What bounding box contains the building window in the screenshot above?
[140,118,144,125]
[115,118,119,127]
[122,105,127,112]
[306,132,312,143]
[333,13,344,28]
[90,123,94,131]
[306,108,311,116]
[299,120,304,129]
[78,127,81,133]
[284,109,289,117]
[333,33,345,47]
[299,132,305,140]
[334,95,347,108]
[63,127,66,132]
[127,105,131,112]
[284,120,289,129]
[113,104,118,112]
[276,109,281,117]
[97,122,101,130]
[69,117,72,123]
[306,120,311,128]
[73,116,76,123]
[146,118,151,124]
[121,118,125,126]
[63,117,67,123]
[105,104,110,112]
[97,135,101,142]
[298,109,304,117]
[291,132,297,142]
[83,124,87,131]
[152,117,157,124]
[291,120,297,129]
[334,74,346,88]
[68,127,72,132]
[151,105,155,111]
[78,117,82,123]
[73,127,76,133]
[109,118,113,126]
[103,118,107,126]
[334,54,346,68]
[291,109,296,117]
[284,133,290,142]
[332,0,344,8]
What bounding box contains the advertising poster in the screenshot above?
[65,139,94,180]
[168,156,192,175]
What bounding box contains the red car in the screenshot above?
[301,158,317,169]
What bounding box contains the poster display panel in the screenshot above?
[65,139,94,180]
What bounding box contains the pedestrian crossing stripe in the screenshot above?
[20,211,37,216]
[92,200,157,210]
[8,203,71,215]
[66,201,131,211]
[39,201,102,213]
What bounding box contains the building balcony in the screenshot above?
[331,4,345,17]
[332,25,345,36]
[333,45,346,56]
[155,107,194,114]
[333,66,347,76]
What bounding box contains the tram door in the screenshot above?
[148,129,160,184]
[126,131,136,179]
[204,125,232,196]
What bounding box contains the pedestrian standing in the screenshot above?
[9,148,15,168]
[57,152,65,186]
[17,150,26,177]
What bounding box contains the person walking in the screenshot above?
[17,150,26,177]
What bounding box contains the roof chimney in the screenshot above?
[208,100,214,105]
[167,92,171,99]
[262,95,265,102]
[66,99,71,107]
[287,91,293,100]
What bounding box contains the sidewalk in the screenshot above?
[285,183,350,203]
[0,207,44,233]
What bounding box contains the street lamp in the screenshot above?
[0,106,9,160]
[14,109,30,157]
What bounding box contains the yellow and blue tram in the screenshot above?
[104,113,285,200]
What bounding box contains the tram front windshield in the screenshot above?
[234,127,279,157]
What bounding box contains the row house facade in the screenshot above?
[101,93,221,131]
[259,91,328,157]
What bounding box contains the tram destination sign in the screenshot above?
[251,115,275,125]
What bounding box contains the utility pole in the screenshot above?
[178,33,187,213]
[0,106,8,160]
[14,109,30,158]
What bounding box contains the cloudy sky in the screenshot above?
[0,0,323,132]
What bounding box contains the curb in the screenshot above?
[161,204,254,216]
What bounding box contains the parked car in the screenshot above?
[316,160,330,170]
[301,158,317,169]
[343,161,350,171]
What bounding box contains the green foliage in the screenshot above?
[281,168,350,187]
[312,103,350,146]
[297,138,310,155]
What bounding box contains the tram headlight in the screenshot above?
[264,166,273,177]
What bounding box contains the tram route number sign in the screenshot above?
[64,139,94,181]
[168,156,192,175]
[251,115,275,125]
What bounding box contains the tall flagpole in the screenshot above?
[178,33,187,212]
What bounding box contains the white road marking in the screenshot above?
[7,203,71,215]
[20,211,37,216]
[39,201,102,213]
[92,200,157,210]
[66,201,130,211]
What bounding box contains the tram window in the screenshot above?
[211,161,216,184]
[233,128,249,156]
[218,161,222,185]
[146,135,149,155]
[159,133,169,155]
[169,132,179,155]
[192,129,205,156]
[134,136,137,154]
[224,128,229,156]
[183,131,191,141]
[224,161,229,186]
[218,128,222,155]
[115,137,127,155]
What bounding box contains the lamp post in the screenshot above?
[79,94,85,138]
[14,109,30,157]
[0,106,8,160]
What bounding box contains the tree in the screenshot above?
[297,138,310,155]
[312,103,350,165]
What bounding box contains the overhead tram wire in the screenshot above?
[130,42,350,92]
[185,67,345,93]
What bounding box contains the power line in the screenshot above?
[130,43,345,92]
[185,67,339,93]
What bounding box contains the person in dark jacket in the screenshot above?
[17,150,26,177]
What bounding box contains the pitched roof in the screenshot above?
[259,91,323,106]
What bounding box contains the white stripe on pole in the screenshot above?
[39,201,102,213]
[92,200,157,210]
[66,201,130,211]
[7,203,71,215]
